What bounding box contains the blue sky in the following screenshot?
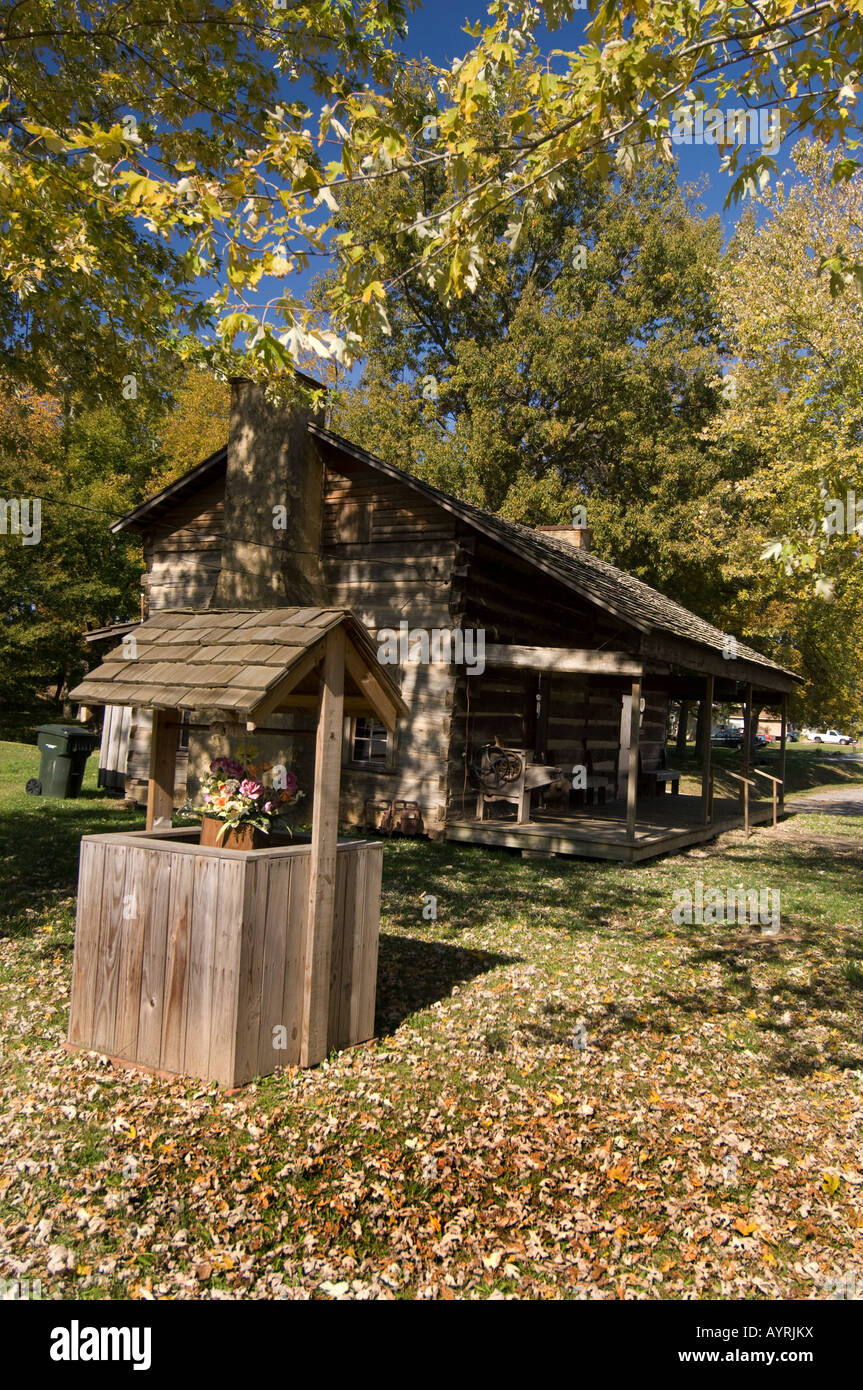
[235,2,793,361]
[391,1,779,238]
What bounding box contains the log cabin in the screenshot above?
[85,376,800,862]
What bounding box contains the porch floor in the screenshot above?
[446,793,780,863]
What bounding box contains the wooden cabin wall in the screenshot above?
[141,476,226,612]
[319,447,459,833]
[448,533,643,816]
[126,442,672,829]
[124,708,189,808]
[640,686,671,758]
[546,675,623,772]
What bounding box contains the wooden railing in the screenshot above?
[724,768,785,835]
[725,769,758,837]
[753,768,784,827]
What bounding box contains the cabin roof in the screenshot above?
[111,423,798,685]
[110,446,228,533]
[69,606,407,726]
[309,426,798,683]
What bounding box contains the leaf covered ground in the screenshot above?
[1,742,863,1300]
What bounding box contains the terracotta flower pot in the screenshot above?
[199,817,265,851]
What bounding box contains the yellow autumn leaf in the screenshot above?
[734,1217,758,1236]
[609,1156,633,1183]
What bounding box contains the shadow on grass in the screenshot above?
[677,919,863,1075]
[377,835,670,939]
[374,933,517,1036]
[0,798,144,939]
[672,743,863,799]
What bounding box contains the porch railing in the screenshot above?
[725,768,785,836]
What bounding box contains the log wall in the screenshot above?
[125,437,671,831]
[141,476,226,612]
[448,535,650,816]
[124,707,189,808]
[320,446,458,832]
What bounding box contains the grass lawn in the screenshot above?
[669,740,863,800]
[1,738,863,1300]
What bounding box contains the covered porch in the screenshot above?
[447,644,796,863]
[448,791,780,863]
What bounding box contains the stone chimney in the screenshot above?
[212,375,329,608]
[535,522,594,552]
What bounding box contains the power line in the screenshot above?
[0,481,128,521]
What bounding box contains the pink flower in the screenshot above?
[210,757,244,778]
[240,778,263,800]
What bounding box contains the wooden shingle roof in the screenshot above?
[69,606,407,724]
[310,426,799,684]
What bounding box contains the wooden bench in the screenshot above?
[571,747,617,806]
[638,748,682,796]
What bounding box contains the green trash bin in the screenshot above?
[34,724,100,798]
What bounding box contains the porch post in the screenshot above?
[742,683,753,781]
[626,678,642,842]
[146,707,179,830]
[701,675,714,825]
[301,626,345,1068]
[779,693,787,812]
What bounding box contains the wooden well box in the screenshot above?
[67,828,382,1087]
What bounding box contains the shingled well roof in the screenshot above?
[70,606,406,721]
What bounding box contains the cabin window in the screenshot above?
[351,716,389,765]
[178,710,191,751]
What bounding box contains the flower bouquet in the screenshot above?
[190,756,301,849]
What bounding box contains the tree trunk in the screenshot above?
[694,698,706,757]
[676,700,689,755]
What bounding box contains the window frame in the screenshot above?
[342,714,398,773]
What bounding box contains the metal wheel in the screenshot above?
[479,746,523,789]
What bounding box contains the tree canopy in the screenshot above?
[2,1,863,378]
[326,136,733,609]
[1,6,862,725]
[326,131,863,725]
[709,139,863,722]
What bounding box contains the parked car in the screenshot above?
[711,726,740,746]
[711,726,766,750]
[813,729,855,744]
[787,728,800,742]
